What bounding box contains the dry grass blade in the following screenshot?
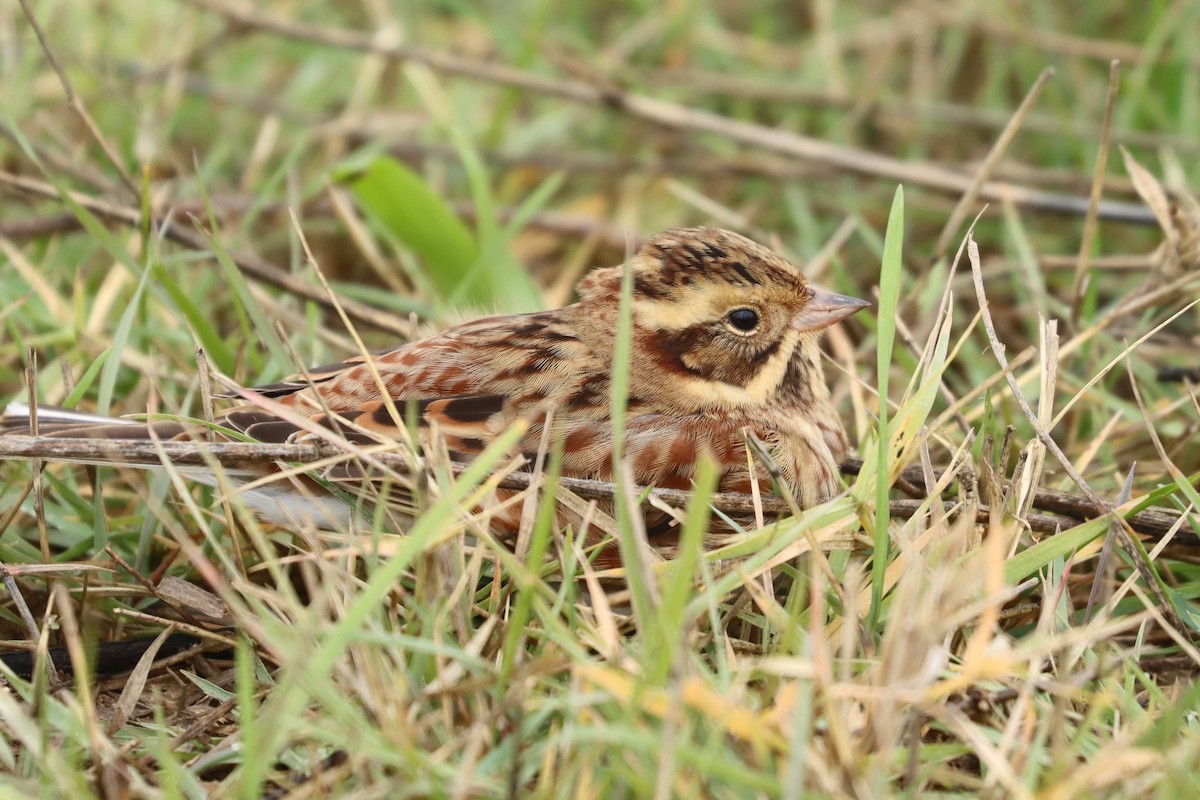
[104,626,175,735]
[933,67,1054,258]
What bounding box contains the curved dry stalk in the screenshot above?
[178,0,1157,226]
[966,234,1194,640]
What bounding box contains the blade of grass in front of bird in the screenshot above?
[610,239,654,629]
[868,186,904,632]
[649,453,719,686]
[499,439,564,684]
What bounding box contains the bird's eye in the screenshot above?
[725,307,760,333]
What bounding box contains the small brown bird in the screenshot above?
[2,227,867,562]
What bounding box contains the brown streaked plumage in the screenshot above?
[1,227,868,565]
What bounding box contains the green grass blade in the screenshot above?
[867,186,904,632]
[608,245,653,627]
[340,156,481,305]
[650,454,718,685]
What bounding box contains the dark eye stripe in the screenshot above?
[646,326,785,388]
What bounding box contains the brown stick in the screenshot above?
[0,435,1191,545]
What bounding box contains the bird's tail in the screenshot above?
[1,403,354,527]
[2,402,189,440]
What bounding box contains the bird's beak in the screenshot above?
[791,285,871,332]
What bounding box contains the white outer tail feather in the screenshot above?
[3,402,137,427]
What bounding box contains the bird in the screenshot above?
[1,227,868,564]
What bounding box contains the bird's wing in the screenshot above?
[217,310,596,455]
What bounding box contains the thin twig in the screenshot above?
[16,0,140,200]
[0,436,1191,544]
